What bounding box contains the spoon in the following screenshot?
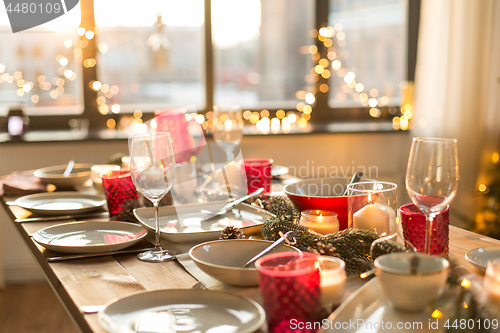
[63,159,75,177]
[201,187,264,216]
[243,231,295,268]
[342,171,363,196]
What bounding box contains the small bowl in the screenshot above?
[34,163,93,188]
[284,177,372,230]
[374,253,449,312]
[189,239,300,287]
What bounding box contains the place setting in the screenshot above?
[5,130,500,333]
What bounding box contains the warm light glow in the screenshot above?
[298,118,308,127]
[493,152,500,163]
[243,110,252,119]
[479,184,488,192]
[296,102,305,111]
[64,70,74,79]
[355,83,364,92]
[106,119,116,129]
[369,108,381,118]
[271,117,280,133]
[76,27,86,36]
[368,98,378,108]
[59,57,68,66]
[336,31,345,40]
[334,23,343,31]
[50,90,58,99]
[260,109,270,118]
[380,96,389,105]
[308,45,318,54]
[319,58,329,67]
[31,95,39,103]
[303,105,312,114]
[0,64,5,73]
[133,110,142,118]
[99,105,109,115]
[111,104,121,114]
[305,93,315,104]
[332,60,342,70]
[370,89,378,97]
[461,278,471,288]
[288,113,297,123]
[314,65,324,74]
[92,81,102,91]
[64,40,73,48]
[344,72,355,84]
[431,309,442,319]
[321,69,331,79]
[110,85,120,94]
[276,110,285,119]
[319,84,329,93]
[195,114,205,124]
[85,30,95,39]
[98,43,109,53]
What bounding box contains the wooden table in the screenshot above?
[2,194,500,333]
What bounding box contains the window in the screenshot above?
[0,0,418,135]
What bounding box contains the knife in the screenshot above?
[15,212,109,223]
[47,248,153,262]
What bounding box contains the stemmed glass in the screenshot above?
[130,132,176,262]
[405,137,459,254]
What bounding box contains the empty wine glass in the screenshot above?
[405,137,459,254]
[130,132,176,262]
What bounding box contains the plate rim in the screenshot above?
[32,220,148,250]
[134,202,273,236]
[97,289,266,333]
[15,192,106,212]
[465,246,500,271]
[34,163,94,179]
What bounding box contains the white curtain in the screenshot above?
[412,0,500,226]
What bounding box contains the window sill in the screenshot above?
[0,121,405,144]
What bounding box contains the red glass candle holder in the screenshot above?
[101,170,139,216]
[244,158,273,194]
[399,203,449,256]
[255,252,322,333]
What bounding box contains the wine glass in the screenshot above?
[405,137,459,254]
[130,132,176,262]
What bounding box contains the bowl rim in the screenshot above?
[283,177,375,199]
[34,163,94,179]
[374,252,449,276]
[189,239,300,272]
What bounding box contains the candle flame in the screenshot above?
[368,191,372,204]
[318,214,323,222]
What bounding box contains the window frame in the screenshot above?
[17,0,420,133]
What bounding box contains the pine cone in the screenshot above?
[220,226,245,240]
[307,241,339,257]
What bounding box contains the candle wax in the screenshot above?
[353,203,390,235]
[320,270,346,307]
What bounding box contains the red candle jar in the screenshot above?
[243,158,273,194]
[101,170,139,216]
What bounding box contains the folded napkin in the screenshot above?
[0,170,47,197]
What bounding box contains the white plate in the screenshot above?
[15,192,106,216]
[319,278,447,333]
[134,202,273,243]
[32,221,148,254]
[271,165,289,178]
[465,247,500,273]
[98,289,265,333]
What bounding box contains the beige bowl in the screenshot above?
[375,253,449,312]
[189,239,300,287]
[34,163,93,188]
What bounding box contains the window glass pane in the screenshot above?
[0,7,83,116]
[213,0,314,110]
[95,0,205,115]
[328,0,406,108]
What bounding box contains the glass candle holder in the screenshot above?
[399,203,449,256]
[300,209,340,235]
[319,256,346,309]
[484,259,500,312]
[347,181,397,236]
[255,252,322,333]
[243,158,273,194]
[91,164,121,193]
[102,170,139,216]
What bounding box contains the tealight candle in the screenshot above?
[319,256,346,308]
[353,192,390,235]
[300,210,340,235]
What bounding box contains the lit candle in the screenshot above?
[319,257,346,308]
[300,210,340,235]
[353,192,390,235]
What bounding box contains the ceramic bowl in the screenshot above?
[284,177,372,230]
[34,163,93,188]
[189,239,300,287]
[374,253,449,312]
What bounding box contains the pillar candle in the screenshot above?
[353,203,390,235]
